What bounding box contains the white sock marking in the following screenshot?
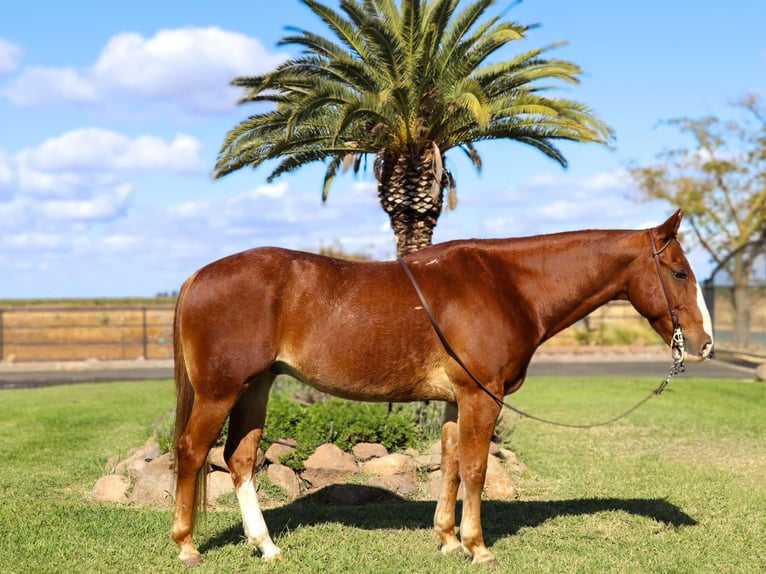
[236,477,282,560]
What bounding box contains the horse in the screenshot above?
[170,209,713,566]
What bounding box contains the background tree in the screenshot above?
[630,94,766,347]
[215,0,612,256]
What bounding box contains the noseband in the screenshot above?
[648,229,686,370]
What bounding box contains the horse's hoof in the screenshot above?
[179,551,203,568]
[439,542,468,558]
[471,553,499,567]
[263,552,284,562]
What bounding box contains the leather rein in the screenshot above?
[398,229,686,429]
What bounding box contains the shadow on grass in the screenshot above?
[200,486,697,553]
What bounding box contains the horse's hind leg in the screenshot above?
[172,396,233,566]
[224,375,282,561]
[434,402,463,556]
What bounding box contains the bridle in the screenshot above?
[397,231,687,429]
[648,229,687,367]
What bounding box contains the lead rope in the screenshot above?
[398,257,684,429]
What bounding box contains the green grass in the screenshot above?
[0,376,763,573]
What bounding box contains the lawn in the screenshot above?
[0,375,763,573]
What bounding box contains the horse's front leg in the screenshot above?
[457,393,502,565]
[433,401,462,555]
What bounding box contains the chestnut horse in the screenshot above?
[171,209,713,566]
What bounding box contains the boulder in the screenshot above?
[361,453,416,476]
[265,441,296,464]
[267,464,302,500]
[92,474,130,503]
[208,446,228,471]
[755,363,766,381]
[129,453,174,506]
[368,473,420,497]
[302,444,358,488]
[352,442,388,461]
[208,470,235,502]
[484,455,518,500]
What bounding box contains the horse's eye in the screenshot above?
[671,269,688,280]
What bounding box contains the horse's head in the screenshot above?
[629,209,714,362]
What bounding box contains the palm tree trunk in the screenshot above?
[377,145,444,257]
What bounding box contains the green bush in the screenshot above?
[263,393,417,469]
[153,388,428,471]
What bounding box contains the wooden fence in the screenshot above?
[0,305,175,362]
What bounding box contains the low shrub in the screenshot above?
[152,385,434,470]
[263,393,417,469]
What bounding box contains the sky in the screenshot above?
[0,0,764,298]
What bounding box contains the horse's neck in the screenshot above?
[496,230,640,341]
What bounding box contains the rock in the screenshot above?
[129,453,174,506]
[92,474,129,503]
[104,454,120,474]
[265,441,296,464]
[352,442,388,461]
[368,473,419,497]
[413,453,441,471]
[302,444,358,488]
[426,470,465,500]
[267,464,302,499]
[208,470,235,502]
[484,456,518,500]
[361,453,416,476]
[498,447,527,473]
[426,441,442,454]
[115,442,161,478]
[208,446,228,471]
[755,363,766,381]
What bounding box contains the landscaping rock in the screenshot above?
[413,452,441,471]
[352,442,388,461]
[484,455,518,500]
[92,474,129,503]
[302,444,358,488]
[265,441,296,464]
[129,453,174,506]
[361,453,416,476]
[368,473,419,497]
[267,463,302,499]
[115,440,161,478]
[755,363,766,381]
[95,437,524,510]
[208,470,235,502]
[208,446,228,471]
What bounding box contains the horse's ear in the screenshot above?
[654,208,683,241]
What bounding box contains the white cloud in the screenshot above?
[0,38,21,74]
[19,128,205,174]
[40,183,131,221]
[1,27,286,114]
[2,66,99,106]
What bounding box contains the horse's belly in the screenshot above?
[272,356,455,403]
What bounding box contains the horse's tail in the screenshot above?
[172,273,207,523]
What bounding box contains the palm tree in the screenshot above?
[215,0,613,256]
